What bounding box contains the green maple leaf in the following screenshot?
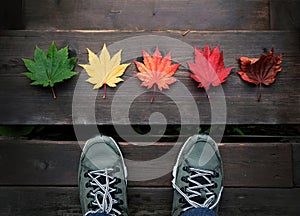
[22,42,78,99]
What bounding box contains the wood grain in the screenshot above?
[293,143,300,186]
[0,186,299,216]
[0,30,299,125]
[0,139,293,187]
[0,0,24,29]
[270,0,300,30]
[22,0,270,30]
[0,2,298,216]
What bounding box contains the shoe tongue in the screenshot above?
[187,171,213,205]
[98,175,109,185]
[192,175,210,185]
[187,184,210,206]
[86,213,110,216]
[193,194,207,205]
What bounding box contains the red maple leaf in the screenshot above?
[187,45,233,97]
[134,47,180,103]
[237,48,282,101]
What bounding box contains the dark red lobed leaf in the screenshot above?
[237,48,283,101]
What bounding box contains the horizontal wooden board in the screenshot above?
[293,143,300,186]
[270,0,300,30]
[0,139,293,187]
[0,0,24,29]
[0,187,299,216]
[22,0,270,30]
[0,30,299,125]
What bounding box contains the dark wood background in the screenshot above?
[0,0,299,215]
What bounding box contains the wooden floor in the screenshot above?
[0,139,299,216]
[0,0,300,215]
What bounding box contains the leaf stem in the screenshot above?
[103,83,107,99]
[150,85,156,103]
[258,82,262,102]
[207,91,210,99]
[205,88,210,99]
[51,87,57,99]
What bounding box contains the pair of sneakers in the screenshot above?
[78,134,223,216]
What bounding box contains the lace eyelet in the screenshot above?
[182,166,191,173]
[181,186,188,193]
[115,167,120,172]
[87,202,94,209]
[179,197,185,203]
[86,192,93,198]
[213,171,219,178]
[116,188,122,194]
[84,170,92,178]
[213,182,218,188]
[115,198,124,205]
[85,181,91,188]
[181,176,188,183]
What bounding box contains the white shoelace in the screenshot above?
[84,168,121,216]
[172,167,223,212]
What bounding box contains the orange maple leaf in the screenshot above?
[134,47,180,103]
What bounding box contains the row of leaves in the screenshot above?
[23,42,282,102]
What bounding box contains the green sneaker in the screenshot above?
[172,134,223,216]
[78,135,128,216]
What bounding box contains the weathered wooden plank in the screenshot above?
[0,139,293,187]
[23,0,270,30]
[293,143,300,186]
[0,1,24,29]
[0,187,299,216]
[0,30,299,125]
[220,142,293,187]
[270,0,300,30]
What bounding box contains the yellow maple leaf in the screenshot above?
[79,44,130,98]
